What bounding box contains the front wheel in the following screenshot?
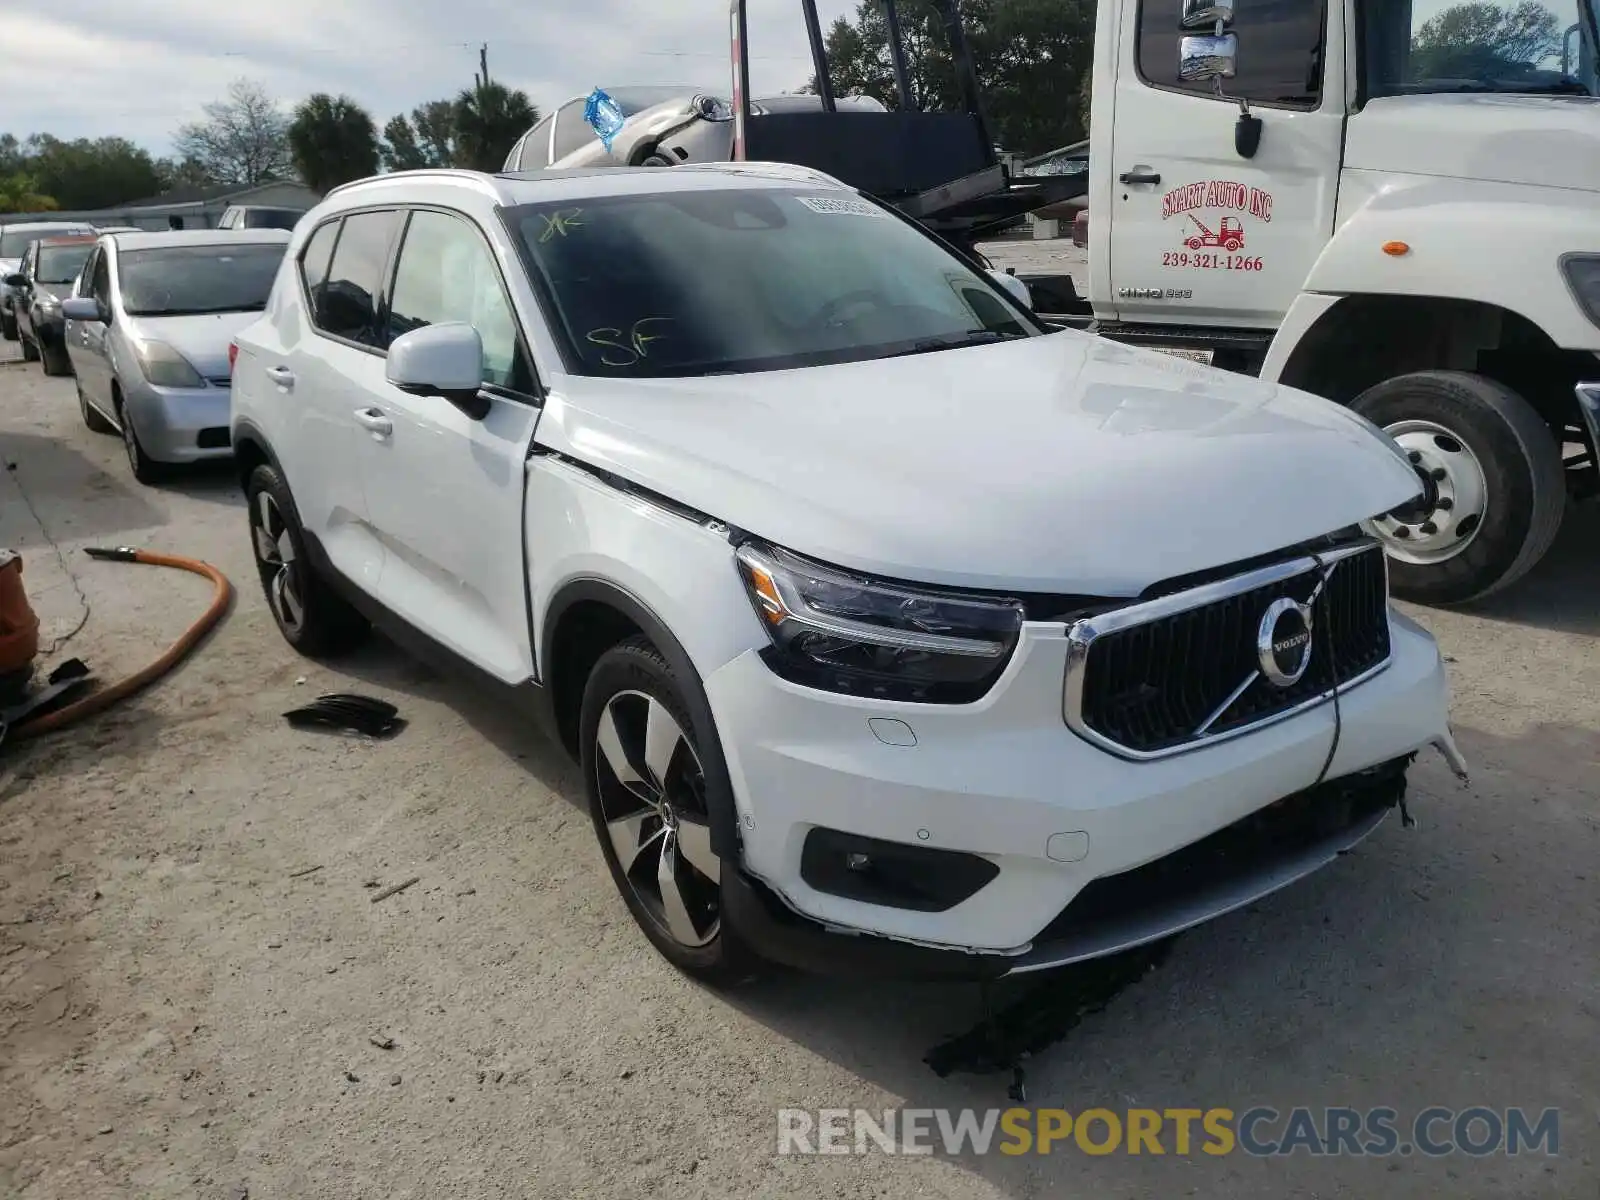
[1352,370,1565,605]
[580,636,760,986]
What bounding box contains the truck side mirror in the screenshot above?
[1179,33,1238,83]
[1180,0,1233,29]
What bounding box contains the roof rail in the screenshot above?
[323,168,505,201]
[675,160,847,189]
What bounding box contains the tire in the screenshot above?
[579,635,760,986]
[19,331,38,363]
[40,339,70,377]
[1,308,16,342]
[1351,370,1565,605]
[116,393,167,485]
[76,377,115,434]
[244,463,369,658]
[636,149,676,167]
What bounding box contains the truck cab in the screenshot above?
[1076,0,1600,603]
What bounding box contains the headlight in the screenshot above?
[1560,254,1600,328]
[734,542,1024,703]
[695,95,735,121]
[133,340,204,388]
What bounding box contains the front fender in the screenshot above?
[1302,172,1600,352]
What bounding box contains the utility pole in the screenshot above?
[478,43,490,89]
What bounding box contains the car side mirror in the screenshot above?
[1179,32,1238,82]
[386,323,490,419]
[3,273,26,289]
[988,268,1032,310]
[1180,0,1233,27]
[61,297,107,323]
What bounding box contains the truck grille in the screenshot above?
[1063,541,1390,758]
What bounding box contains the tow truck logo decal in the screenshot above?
[1159,179,1271,273]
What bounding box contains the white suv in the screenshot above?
[230,165,1462,984]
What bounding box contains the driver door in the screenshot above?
[1101,0,1347,326]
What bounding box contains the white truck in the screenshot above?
[713,0,1600,605]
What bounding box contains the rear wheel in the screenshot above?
[636,149,675,167]
[580,636,759,986]
[39,338,70,377]
[77,377,115,433]
[116,393,167,485]
[244,463,368,657]
[1353,370,1565,605]
[1,308,16,342]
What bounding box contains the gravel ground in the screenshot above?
[0,314,1596,1198]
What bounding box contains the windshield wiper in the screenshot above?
[130,304,266,317]
[885,329,1025,358]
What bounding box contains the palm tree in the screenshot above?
[288,94,381,195]
[453,82,539,171]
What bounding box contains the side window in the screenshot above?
[89,250,111,305]
[299,218,340,322]
[517,116,554,169]
[550,101,593,163]
[1137,0,1325,108]
[503,131,529,172]
[74,249,98,297]
[315,209,402,347]
[387,209,533,393]
[218,210,235,229]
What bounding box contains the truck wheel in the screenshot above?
[1352,371,1564,605]
[579,635,761,987]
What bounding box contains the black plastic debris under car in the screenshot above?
[283,693,405,739]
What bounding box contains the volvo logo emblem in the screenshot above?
[1256,597,1315,688]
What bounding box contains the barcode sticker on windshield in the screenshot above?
[797,196,886,217]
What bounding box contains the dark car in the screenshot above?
[3,234,98,376]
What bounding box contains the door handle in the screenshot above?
[1118,169,1161,185]
[265,365,295,389]
[353,407,393,437]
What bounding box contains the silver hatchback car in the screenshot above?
[63,229,291,484]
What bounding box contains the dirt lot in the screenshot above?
[1,287,1597,1197]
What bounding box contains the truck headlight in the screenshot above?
[133,340,205,388]
[1560,254,1600,328]
[735,542,1023,703]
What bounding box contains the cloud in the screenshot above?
[3,0,858,155]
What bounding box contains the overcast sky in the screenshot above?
[5,0,857,156]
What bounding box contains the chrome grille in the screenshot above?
[1063,541,1391,759]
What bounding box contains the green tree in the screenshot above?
[1411,0,1561,78]
[380,100,460,171]
[290,93,381,193]
[173,78,292,184]
[811,0,1094,154]
[380,115,429,171]
[0,172,57,213]
[22,135,164,208]
[453,81,539,170]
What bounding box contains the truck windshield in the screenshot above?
[1364,0,1600,97]
[509,188,1040,379]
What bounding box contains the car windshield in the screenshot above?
[1,228,83,258]
[1363,0,1600,97]
[37,244,94,284]
[509,187,1040,378]
[118,243,285,317]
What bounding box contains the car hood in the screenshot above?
[1345,94,1600,193]
[123,310,262,379]
[535,332,1422,596]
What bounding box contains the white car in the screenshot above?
[229,163,1462,983]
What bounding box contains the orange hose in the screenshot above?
[10,548,232,741]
